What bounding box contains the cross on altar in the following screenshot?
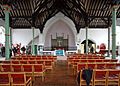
[58,40,62,46]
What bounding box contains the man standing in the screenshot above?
[21,46,26,54]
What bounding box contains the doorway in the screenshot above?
[81,39,96,53]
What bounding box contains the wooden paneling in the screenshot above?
[51,36,68,51]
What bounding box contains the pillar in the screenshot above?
[3,5,11,59]
[32,27,35,55]
[112,6,117,59]
[108,27,110,57]
[86,27,88,54]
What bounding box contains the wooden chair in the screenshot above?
[87,59,95,63]
[106,63,116,69]
[1,64,12,72]
[22,58,29,60]
[44,60,53,70]
[42,57,47,60]
[72,60,80,69]
[111,59,118,62]
[81,59,87,63]
[11,64,22,72]
[47,57,55,62]
[35,57,41,60]
[11,60,20,64]
[94,69,107,86]
[28,60,36,64]
[103,59,110,62]
[47,55,51,58]
[22,64,33,78]
[87,63,96,69]
[10,72,32,86]
[29,58,36,60]
[107,69,120,86]
[95,59,102,62]
[33,64,45,81]
[36,60,44,64]
[0,72,10,86]
[96,63,106,69]
[20,60,28,64]
[79,69,93,86]
[16,58,22,60]
[11,57,17,60]
[77,63,87,73]
[2,61,11,64]
[115,63,120,69]
[67,58,74,67]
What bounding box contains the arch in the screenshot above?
[81,39,96,44]
[81,39,96,53]
[44,19,76,50]
[43,12,77,44]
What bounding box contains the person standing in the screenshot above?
[1,46,5,57]
[21,46,26,54]
[12,47,17,56]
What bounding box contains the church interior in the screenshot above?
[0,0,120,86]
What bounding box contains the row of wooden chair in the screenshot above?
[68,59,118,67]
[15,55,57,58]
[68,53,104,57]
[0,72,32,86]
[1,60,54,70]
[11,57,57,61]
[68,53,101,57]
[77,62,120,73]
[79,69,120,86]
[67,56,104,60]
[0,64,45,82]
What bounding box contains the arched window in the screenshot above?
[0,26,5,45]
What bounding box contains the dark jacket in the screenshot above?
[82,69,93,86]
[77,69,93,86]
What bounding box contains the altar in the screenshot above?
[55,49,65,56]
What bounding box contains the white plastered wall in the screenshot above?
[12,29,40,46]
[43,12,77,45]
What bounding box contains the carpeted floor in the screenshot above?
[33,60,78,86]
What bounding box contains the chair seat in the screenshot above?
[0,73,10,85]
[0,78,9,81]
[0,79,9,84]
[34,69,43,72]
[12,78,24,84]
[108,76,119,79]
[96,76,106,80]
